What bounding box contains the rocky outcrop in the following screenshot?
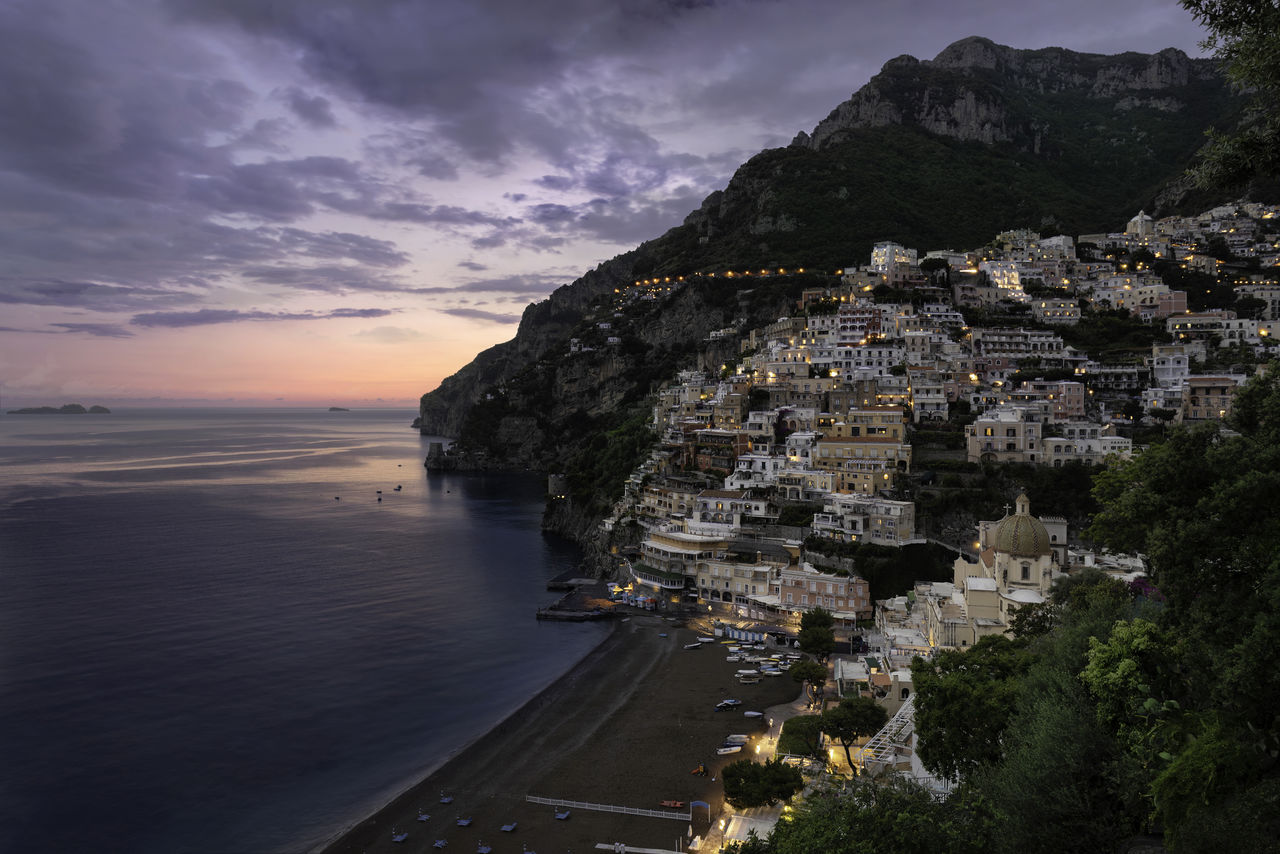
[798,36,1215,153]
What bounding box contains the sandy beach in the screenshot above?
[316,608,803,854]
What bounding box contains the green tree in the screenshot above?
[776,714,824,758]
[1088,367,1280,846]
[722,758,805,809]
[910,635,1033,782]
[797,624,835,659]
[972,664,1141,854]
[733,775,993,854]
[798,606,836,659]
[801,606,835,631]
[789,659,828,707]
[1182,0,1280,188]
[820,695,889,771]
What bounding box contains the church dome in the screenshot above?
[992,494,1051,557]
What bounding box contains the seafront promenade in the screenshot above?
[318,608,804,854]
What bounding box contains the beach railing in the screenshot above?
[526,795,691,821]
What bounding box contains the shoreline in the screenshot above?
[316,610,803,854]
[310,617,625,853]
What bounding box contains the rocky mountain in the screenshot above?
[418,37,1247,524]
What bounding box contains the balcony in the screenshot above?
[630,562,690,591]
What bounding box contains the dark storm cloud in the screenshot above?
[438,307,522,324]
[282,87,337,128]
[130,307,395,327]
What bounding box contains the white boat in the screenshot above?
[697,636,716,643]
[724,734,750,743]
[716,744,743,755]
[738,676,760,685]
[683,642,702,649]
[735,669,759,676]
[392,831,409,843]
[744,710,764,718]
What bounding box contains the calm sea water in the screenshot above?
[0,408,608,854]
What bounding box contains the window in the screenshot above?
[1021,562,1031,581]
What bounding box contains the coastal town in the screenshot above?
[543,200,1280,839]
[602,199,1277,617]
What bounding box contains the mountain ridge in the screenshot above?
[418,36,1245,467]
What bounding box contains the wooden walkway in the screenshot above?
[526,795,692,821]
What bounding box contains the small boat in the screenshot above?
[418,811,431,821]
[739,676,760,684]
[683,642,702,650]
[456,817,472,826]
[501,822,517,832]
[477,844,492,854]
[554,809,571,820]
[660,799,685,808]
[433,841,447,849]
[392,830,408,843]
[744,710,764,718]
[717,744,742,754]
[440,791,454,804]
[697,636,715,643]
[658,632,668,638]
[724,734,750,743]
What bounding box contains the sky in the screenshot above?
[0,0,1211,408]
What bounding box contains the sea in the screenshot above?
[0,408,609,854]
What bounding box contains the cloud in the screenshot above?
[353,325,425,343]
[0,276,198,312]
[438,307,522,324]
[407,272,567,296]
[281,87,337,128]
[130,307,394,327]
[456,260,488,272]
[50,322,135,338]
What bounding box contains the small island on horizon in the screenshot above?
[6,403,111,415]
[328,406,350,412]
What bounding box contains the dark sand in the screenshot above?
[317,610,802,854]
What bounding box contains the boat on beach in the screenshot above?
[717,744,742,754]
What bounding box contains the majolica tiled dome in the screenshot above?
[992,494,1051,557]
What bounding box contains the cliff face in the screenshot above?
[418,248,646,438]
[797,37,1218,153]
